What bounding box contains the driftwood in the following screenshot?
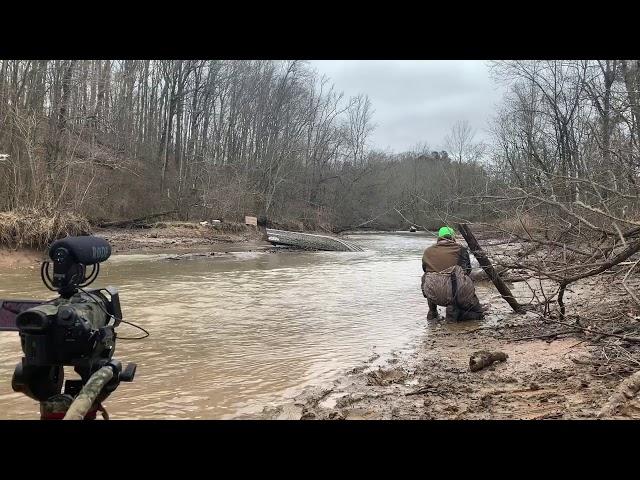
[597,370,640,418]
[469,350,509,372]
[457,223,524,313]
[514,329,577,341]
[542,317,640,343]
[97,210,177,228]
[557,240,640,318]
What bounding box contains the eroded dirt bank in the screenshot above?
[259,276,640,420]
[0,223,272,268]
[94,223,269,254]
[0,248,43,269]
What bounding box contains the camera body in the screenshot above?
[10,236,136,405]
[16,288,120,367]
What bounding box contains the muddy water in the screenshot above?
[0,232,437,419]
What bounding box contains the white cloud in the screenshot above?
[307,60,506,152]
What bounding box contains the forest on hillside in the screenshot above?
[0,60,490,231]
[0,60,639,239]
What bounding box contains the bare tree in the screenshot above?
[345,94,375,166]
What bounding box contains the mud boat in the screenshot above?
[265,228,363,252]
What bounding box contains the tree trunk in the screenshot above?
[457,223,524,313]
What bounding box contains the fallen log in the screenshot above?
[469,350,509,372]
[97,210,177,228]
[597,370,640,418]
[457,223,524,313]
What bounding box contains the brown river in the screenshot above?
[0,232,437,419]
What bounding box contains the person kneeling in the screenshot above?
[421,226,484,321]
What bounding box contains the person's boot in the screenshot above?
[445,305,458,321]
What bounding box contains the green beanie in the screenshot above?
[438,226,455,238]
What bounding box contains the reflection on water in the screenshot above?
[0,232,435,419]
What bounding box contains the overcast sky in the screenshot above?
[307,60,506,153]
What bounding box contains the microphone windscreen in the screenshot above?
[49,236,111,264]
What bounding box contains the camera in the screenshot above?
[5,236,137,417]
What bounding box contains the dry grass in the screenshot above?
[0,209,92,249]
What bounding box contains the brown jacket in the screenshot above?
[422,238,472,275]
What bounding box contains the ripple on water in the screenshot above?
[0,232,435,419]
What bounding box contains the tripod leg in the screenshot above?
[40,394,73,420]
[97,402,110,420]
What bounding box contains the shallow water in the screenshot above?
[0,232,437,419]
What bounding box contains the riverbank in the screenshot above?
[0,222,394,265]
[0,248,43,269]
[259,273,640,420]
[94,222,269,254]
[0,222,272,268]
[3,225,639,420]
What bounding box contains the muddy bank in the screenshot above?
[258,275,640,420]
[0,223,273,265]
[0,248,43,269]
[94,223,270,254]
[0,222,371,262]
